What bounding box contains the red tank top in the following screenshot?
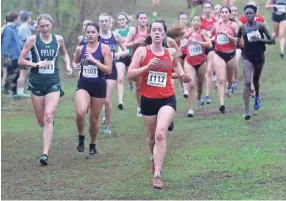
[201,16,217,31]
[140,46,174,99]
[131,27,149,58]
[186,30,206,66]
[214,22,236,52]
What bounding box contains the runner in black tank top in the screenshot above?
[73,22,112,155]
[266,0,286,57]
[237,4,275,120]
[99,13,128,135]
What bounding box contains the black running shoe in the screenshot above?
[280,52,284,58]
[40,154,48,166]
[77,135,85,152]
[118,103,124,110]
[168,121,174,131]
[89,144,97,155]
[219,105,226,114]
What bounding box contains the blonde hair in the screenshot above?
[37,14,53,25]
[118,12,133,24]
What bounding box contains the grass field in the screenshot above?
[1,0,286,199]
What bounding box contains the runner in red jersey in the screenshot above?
[212,6,239,113]
[127,20,191,189]
[201,1,218,105]
[185,15,212,117]
[176,12,192,98]
[125,11,149,117]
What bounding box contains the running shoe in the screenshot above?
[205,96,211,104]
[227,87,233,98]
[280,52,284,58]
[232,81,239,90]
[243,112,251,120]
[103,127,111,135]
[77,136,85,152]
[183,90,188,98]
[137,106,142,117]
[254,96,260,110]
[168,121,174,131]
[102,117,106,125]
[219,105,226,113]
[89,144,97,155]
[187,109,195,117]
[17,92,30,98]
[118,103,124,110]
[153,176,164,189]
[40,154,48,166]
[198,99,204,109]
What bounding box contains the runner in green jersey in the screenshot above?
[18,14,72,166]
[115,12,134,110]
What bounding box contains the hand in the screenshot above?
[85,52,94,62]
[250,35,260,42]
[73,62,81,71]
[147,57,160,69]
[38,59,50,68]
[66,65,73,75]
[134,37,145,45]
[180,74,191,83]
[1,56,11,67]
[220,29,228,35]
[114,53,120,60]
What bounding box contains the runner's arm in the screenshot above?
[18,35,38,68]
[127,47,148,79]
[99,44,112,75]
[169,48,185,78]
[200,29,212,48]
[125,27,137,48]
[259,23,275,45]
[265,0,275,8]
[57,35,71,69]
[115,33,129,57]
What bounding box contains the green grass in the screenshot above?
[2,0,286,199]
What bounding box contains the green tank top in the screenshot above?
[117,26,132,56]
[30,34,60,84]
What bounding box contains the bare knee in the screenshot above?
[217,77,226,85]
[155,127,166,143]
[118,76,124,85]
[89,116,99,129]
[44,111,55,124]
[76,108,87,119]
[105,98,112,107]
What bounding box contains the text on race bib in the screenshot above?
[82,65,98,78]
[188,44,203,56]
[277,5,286,13]
[180,39,188,48]
[147,71,167,88]
[217,34,229,45]
[38,61,55,74]
[247,30,261,42]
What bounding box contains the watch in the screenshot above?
[36,63,39,68]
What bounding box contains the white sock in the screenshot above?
[17,88,24,94]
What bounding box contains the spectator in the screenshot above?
[17,11,33,97]
[1,11,21,97]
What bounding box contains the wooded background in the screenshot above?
[2,0,137,57]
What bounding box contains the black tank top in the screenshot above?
[242,22,265,56]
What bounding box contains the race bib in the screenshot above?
[147,71,167,88]
[188,44,202,56]
[217,34,229,45]
[82,65,98,78]
[277,5,286,13]
[180,39,188,48]
[38,60,55,74]
[247,30,261,42]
